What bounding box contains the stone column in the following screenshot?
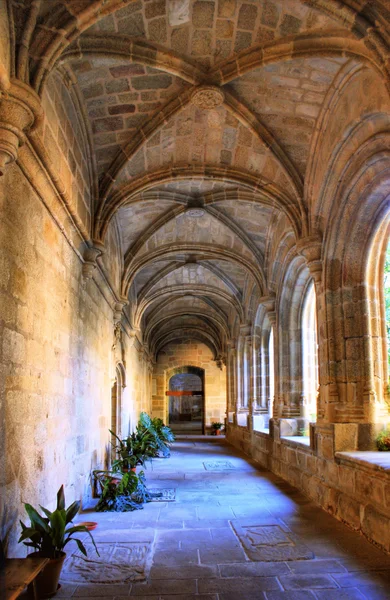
[235,325,250,427]
[251,334,261,412]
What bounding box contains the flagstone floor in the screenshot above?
[58,437,390,600]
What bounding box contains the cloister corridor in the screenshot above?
[2,1,390,598]
[55,436,390,600]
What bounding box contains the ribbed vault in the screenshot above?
[8,0,390,364]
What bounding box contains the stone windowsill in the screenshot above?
[335,451,390,476]
[281,435,311,449]
[254,427,270,436]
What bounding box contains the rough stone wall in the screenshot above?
[152,340,226,428]
[0,164,150,556]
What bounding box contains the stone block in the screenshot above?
[193,1,215,28]
[361,504,390,551]
[337,493,361,530]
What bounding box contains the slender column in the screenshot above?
[251,334,261,412]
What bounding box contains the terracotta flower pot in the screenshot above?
[215,429,221,436]
[130,467,137,473]
[28,551,66,598]
[78,521,98,531]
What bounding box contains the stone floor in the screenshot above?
[58,437,390,599]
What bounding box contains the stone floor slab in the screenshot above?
[278,574,338,590]
[62,542,150,584]
[130,579,196,595]
[232,523,314,562]
[203,461,235,470]
[314,589,366,599]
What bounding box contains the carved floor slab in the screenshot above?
[149,488,176,501]
[61,542,151,583]
[231,523,314,562]
[203,460,235,470]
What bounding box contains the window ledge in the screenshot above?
[281,435,311,449]
[335,451,390,475]
[254,428,270,436]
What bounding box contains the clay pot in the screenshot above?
[130,467,137,473]
[215,429,221,436]
[28,551,66,598]
[78,521,98,531]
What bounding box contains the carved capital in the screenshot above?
[259,294,275,313]
[296,234,323,283]
[113,297,128,324]
[82,241,104,279]
[239,323,251,337]
[0,78,42,176]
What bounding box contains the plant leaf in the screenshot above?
[25,504,49,533]
[65,500,80,524]
[18,527,40,543]
[57,485,65,510]
[74,538,87,556]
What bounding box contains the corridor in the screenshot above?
[59,438,390,600]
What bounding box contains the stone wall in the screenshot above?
[227,421,390,554]
[0,164,151,556]
[152,339,226,429]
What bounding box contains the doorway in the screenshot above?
[167,366,205,434]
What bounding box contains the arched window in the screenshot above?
[268,327,274,418]
[384,239,390,377]
[301,282,318,421]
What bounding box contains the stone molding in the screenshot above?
[296,235,323,284]
[0,77,42,176]
[82,241,105,279]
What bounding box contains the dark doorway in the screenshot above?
[167,366,204,434]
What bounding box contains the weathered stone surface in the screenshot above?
[62,543,150,583]
[231,523,314,561]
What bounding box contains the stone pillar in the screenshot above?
[236,325,251,427]
[0,76,42,176]
[251,334,261,412]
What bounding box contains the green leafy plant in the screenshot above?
[18,485,99,559]
[376,428,390,451]
[110,428,157,471]
[211,422,223,430]
[298,427,310,437]
[138,413,175,458]
[93,469,162,512]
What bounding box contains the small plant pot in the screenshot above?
[78,521,98,531]
[28,551,66,598]
[130,467,137,473]
[215,429,221,436]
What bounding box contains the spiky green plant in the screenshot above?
[18,485,99,558]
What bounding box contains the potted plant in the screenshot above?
[110,428,157,472]
[18,485,99,598]
[138,413,175,458]
[376,428,390,451]
[211,422,224,436]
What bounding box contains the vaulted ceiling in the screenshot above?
[9,0,390,361]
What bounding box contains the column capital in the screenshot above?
[82,240,105,278]
[239,323,251,337]
[296,234,323,284]
[0,77,43,176]
[258,294,276,313]
[113,297,128,324]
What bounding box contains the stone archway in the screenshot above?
[167,366,205,435]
